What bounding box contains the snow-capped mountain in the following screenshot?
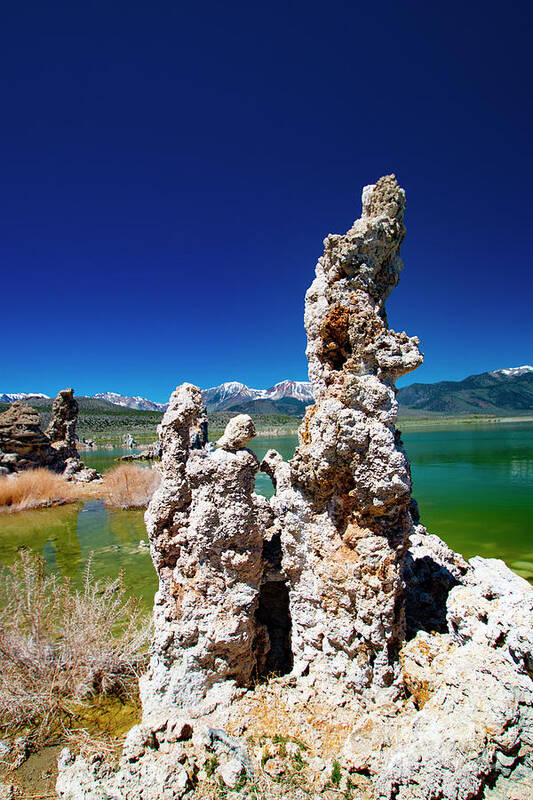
[5,366,530,417]
[201,382,265,410]
[93,392,168,412]
[91,382,313,415]
[0,392,49,403]
[265,380,313,402]
[490,365,533,377]
[202,380,313,412]
[398,366,533,415]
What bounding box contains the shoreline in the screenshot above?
[398,414,533,430]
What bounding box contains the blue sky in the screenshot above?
[2,0,532,402]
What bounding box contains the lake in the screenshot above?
[1,423,532,612]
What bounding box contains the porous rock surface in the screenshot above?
[140,387,265,719]
[343,548,533,799]
[0,389,100,481]
[46,388,79,459]
[0,402,53,473]
[267,174,423,694]
[56,177,533,799]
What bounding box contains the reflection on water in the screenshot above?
[509,458,533,485]
[81,448,145,474]
[0,500,157,612]
[1,422,532,607]
[401,423,533,581]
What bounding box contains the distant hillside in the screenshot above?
[0,397,299,442]
[398,367,533,415]
[93,392,168,411]
[226,397,308,417]
[2,367,532,441]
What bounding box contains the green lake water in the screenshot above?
[1,424,532,612]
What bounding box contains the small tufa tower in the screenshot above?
[46,387,79,460]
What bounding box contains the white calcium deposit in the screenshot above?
[56,177,533,800]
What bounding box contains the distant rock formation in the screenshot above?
[120,441,162,461]
[0,402,55,474]
[0,389,100,482]
[57,177,533,800]
[122,433,138,450]
[46,388,79,460]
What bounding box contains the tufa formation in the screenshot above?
[0,389,100,482]
[57,177,533,800]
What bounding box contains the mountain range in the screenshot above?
[90,381,314,415]
[396,366,533,415]
[2,367,533,417]
[201,380,313,415]
[92,392,168,412]
[0,392,50,403]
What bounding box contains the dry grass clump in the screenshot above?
[0,468,77,512]
[0,552,151,744]
[103,464,160,509]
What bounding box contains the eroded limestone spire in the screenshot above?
[56,177,533,800]
[46,388,79,459]
[264,175,423,691]
[141,386,266,720]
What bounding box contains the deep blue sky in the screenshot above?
[2,1,532,401]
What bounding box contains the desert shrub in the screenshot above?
[103,464,160,509]
[0,468,76,512]
[0,552,151,742]
[330,759,342,786]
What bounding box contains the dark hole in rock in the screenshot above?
[320,304,352,371]
[403,553,459,639]
[262,531,283,574]
[255,580,293,677]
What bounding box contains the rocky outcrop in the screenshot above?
[0,390,100,481]
[123,433,138,449]
[263,174,423,694]
[120,441,163,461]
[46,388,79,459]
[342,553,533,800]
[140,388,265,720]
[57,177,533,800]
[0,402,55,474]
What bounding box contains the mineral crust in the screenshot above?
[141,389,265,721]
[46,387,79,459]
[265,174,423,692]
[56,177,533,800]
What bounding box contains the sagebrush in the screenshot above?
[0,552,151,742]
[103,464,160,508]
[0,467,76,512]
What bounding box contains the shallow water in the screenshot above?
[81,447,144,472]
[1,423,532,610]
[403,423,533,580]
[0,500,156,610]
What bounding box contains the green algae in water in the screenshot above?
[82,448,147,473]
[402,422,533,578]
[1,422,532,611]
[3,695,142,796]
[0,500,157,612]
